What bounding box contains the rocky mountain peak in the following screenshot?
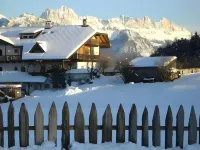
[40,6,78,22]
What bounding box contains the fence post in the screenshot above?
[165,106,173,149]
[102,104,112,143]
[74,103,85,143]
[116,104,125,143]
[129,104,137,144]
[48,102,57,144]
[188,106,197,145]
[142,107,148,147]
[176,105,184,149]
[19,103,29,147]
[8,102,15,148]
[62,102,70,150]
[0,106,3,147]
[152,105,160,147]
[34,103,44,145]
[89,103,97,144]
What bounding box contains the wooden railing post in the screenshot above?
[34,103,44,145]
[19,103,29,147]
[102,104,112,143]
[74,103,85,143]
[0,106,4,147]
[165,106,173,149]
[142,107,148,147]
[116,104,125,143]
[62,102,70,150]
[48,102,57,144]
[89,103,97,144]
[188,106,197,145]
[152,105,160,147]
[8,102,15,148]
[176,105,184,149]
[129,104,137,144]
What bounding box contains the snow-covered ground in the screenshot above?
[1,73,200,149]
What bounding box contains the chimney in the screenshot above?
[82,18,89,27]
[45,21,52,29]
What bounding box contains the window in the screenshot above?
[0,67,2,71]
[29,36,34,38]
[22,35,28,39]
[14,67,18,71]
[0,49,2,56]
[21,66,26,72]
[14,49,18,53]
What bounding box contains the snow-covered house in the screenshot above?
[0,20,110,73]
[129,56,177,82]
[0,71,47,98]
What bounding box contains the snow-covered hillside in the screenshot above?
[1,73,200,148]
[0,6,192,58]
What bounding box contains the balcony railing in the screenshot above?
[70,54,99,61]
[0,55,21,62]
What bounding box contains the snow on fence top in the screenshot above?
[20,28,44,34]
[0,71,46,83]
[130,56,177,67]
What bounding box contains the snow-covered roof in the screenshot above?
[0,71,47,83]
[130,56,177,67]
[0,35,14,45]
[0,84,22,88]
[0,25,98,60]
[66,69,90,74]
[20,28,44,34]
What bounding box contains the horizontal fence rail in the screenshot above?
[0,102,199,149]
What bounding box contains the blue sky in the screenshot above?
[0,0,200,32]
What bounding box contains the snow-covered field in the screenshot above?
[1,73,200,149]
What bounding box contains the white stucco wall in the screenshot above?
[0,63,28,71]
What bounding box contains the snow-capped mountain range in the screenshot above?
[0,6,192,59]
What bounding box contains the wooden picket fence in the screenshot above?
[0,102,199,149]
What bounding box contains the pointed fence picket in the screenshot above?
[34,103,44,145]
[62,102,70,150]
[165,106,173,149]
[0,102,199,149]
[89,103,97,144]
[74,103,85,143]
[8,103,15,148]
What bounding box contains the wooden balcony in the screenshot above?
[70,54,99,61]
[85,39,99,46]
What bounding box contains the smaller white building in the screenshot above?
[0,71,48,98]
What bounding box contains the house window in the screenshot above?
[29,36,34,39]
[14,49,18,53]
[0,67,2,71]
[21,66,26,72]
[22,35,28,39]
[14,67,18,71]
[0,49,2,56]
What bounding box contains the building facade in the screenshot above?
[0,21,110,73]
